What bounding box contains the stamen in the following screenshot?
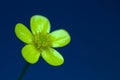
[33,32,52,49]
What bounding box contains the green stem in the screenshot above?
[18,62,30,80]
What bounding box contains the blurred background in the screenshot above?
[0,0,120,80]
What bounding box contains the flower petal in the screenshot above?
[42,48,64,66]
[22,45,40,64]
[30,15,50,34]
[15,23,33,43]
[50,29,71,47]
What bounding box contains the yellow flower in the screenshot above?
[15,15,71,66]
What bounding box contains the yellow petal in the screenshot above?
[30,15,51,34]
[22,45,40,64]
[15,23,33,43]
[50,29,71,47]
[42,48,64,66]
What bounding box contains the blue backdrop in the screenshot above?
[0,0,120,80]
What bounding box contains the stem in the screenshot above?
[18,62,30,80]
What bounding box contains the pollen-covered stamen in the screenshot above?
[33,32,52,49]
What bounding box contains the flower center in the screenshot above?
[33,32,52,49]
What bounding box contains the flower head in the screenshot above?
[15,15,71,66]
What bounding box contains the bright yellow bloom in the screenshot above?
[15,15,71,66]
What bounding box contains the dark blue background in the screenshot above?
[0,0,120,80]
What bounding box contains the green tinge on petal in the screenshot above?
[15,23,33,43]
[42,48,64,66]
[50,29,71,48]
[30,15,51,34]
[22,45,40,64]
